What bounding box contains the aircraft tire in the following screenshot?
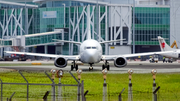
[107,65,110,70]
[89,67,93,71]
[71,65,74,71]
[75,65,78,71]
[102,65,105,70]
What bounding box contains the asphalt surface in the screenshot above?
[0,60,180,73]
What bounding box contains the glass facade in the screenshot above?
[133,7,170,45]
[0,8,33,37]
[0,1,171,55]
[33,7,70,55]
[33,7,68,33]
[0,40,12,46]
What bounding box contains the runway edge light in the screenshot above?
[51,69,56,80]
[57,69,63,78]
[77,69,82,80]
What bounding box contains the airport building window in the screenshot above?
[133,7,170,45]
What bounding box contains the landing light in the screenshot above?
[51,69,57,80]
[77,69,82,75]
[128,69,133,75]
[151,69,157,75]
[102,69,108,75]
[77,69,82,80]
[51,69,56,74]
[151,69,157,80]
[57,69,63,78]
[102,69,108,80]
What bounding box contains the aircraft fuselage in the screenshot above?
[80,39,102,64]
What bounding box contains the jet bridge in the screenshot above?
[0,39,12,47]
[1,29,65,56]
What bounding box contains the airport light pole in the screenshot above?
[51,69,56,101]
[77,69,82,101]
[151,69,157,101]
[102,69,108,101]
[128,69,133,101]
[57,69,63,101]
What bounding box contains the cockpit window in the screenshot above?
[92,47,97,49]
[85,46,97,49]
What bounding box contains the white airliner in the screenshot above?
[4,6,174,71]
[158,36,180,58]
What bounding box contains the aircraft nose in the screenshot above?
[86,50,97,62]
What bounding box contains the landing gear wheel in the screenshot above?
[107,65,110,71]
[102,65,105,70]
[75,65,78,71]
[71,61,78,71]
[102,61,110,70]
[89,66,93,71]
[71,65,74,71]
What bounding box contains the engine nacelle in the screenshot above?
[114,57,127,67]
[54,57,67,68]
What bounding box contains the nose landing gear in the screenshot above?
[102,60,110,70]
[89,63,93,71]
[71,60,78,71]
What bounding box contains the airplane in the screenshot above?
[4,6,174,71]
[158,36,180,59]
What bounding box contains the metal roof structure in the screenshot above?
[0,0,38,8]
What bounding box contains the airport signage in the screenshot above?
[43,11,57,18]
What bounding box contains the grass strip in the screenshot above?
[0,71,180,101]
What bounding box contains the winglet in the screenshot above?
[158,36,175,51]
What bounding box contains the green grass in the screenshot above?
[0,71,180,101]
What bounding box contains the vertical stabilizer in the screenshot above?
[158,36,175,51]
[87,5,91,40]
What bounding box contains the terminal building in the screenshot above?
[0,0,179,58]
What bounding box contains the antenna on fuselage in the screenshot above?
[87,5,91,40]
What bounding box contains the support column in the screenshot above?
[162,0,165,5]
[0,48,3,58]
[45,45,48,54]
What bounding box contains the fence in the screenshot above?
[0,69,179,101]
[0,70,87,101]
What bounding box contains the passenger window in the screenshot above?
[86,47,91,49]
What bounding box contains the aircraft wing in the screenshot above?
[102,51,174,60]
[53,39,81,45]
[4,51,80,61]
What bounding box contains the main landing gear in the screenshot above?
[71,60,78,71]
[102,60,110,70]
[89,63,93,71]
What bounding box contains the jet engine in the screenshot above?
[114,57,127,67]
[54,57,67,68]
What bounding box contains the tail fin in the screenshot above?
[87,5,91,40]
[158,36,175,51]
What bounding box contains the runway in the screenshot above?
[0,61,180,73]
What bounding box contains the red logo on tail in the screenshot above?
[161,42,165,48]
